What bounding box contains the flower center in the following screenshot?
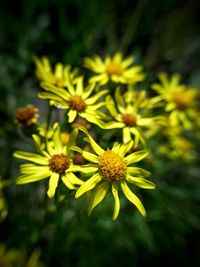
[49,154,70,174]
[68,95,87,112]
[122,113,137,127]
[15,104,38,126]
[171,90,194,109]
[72,152,85,165]
[106,63,122,76]
[98,150,127,181]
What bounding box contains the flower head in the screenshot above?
[15,104,39,127]
[39,76,107,126]
[34,56,78,86]
[152,73,199,129]
[73,127,155,220]
[84,52,145,85]
[13,123,82,198]
[104,88,163,145]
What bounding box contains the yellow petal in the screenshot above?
[127,167,151,177]
[120,181,146,216]
[119,140,134,156]
[61,175,75,190]
[79,127,104,155]
[88,181,109,215]
[75,76,84,95]
[16,169,51,184]
[82,151,99,163]
[125,150,148,165]
[126,175,156,189]
[112,183,120,220]
[47,172,59,198]
[52,123,63,154]
[67,172,83,185]
[13,151,49,165]
[123,127,131,143]
[68,110,77,123]
[75,173,101,198]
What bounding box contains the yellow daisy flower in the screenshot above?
[72,127,155,220]
[84,52,145,85]
[39,76,108,126]
[34,56,78,86]
[152,73,199,129]
[104,89,163,145]
[15,104,39,127]
[13,123,82,198]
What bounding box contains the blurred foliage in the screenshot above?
[0,0,200,266]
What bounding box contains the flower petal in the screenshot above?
[120,181,146,216]
[125,150,148,165]
[88,181,109,215]
[127,167,151,177]
[52,123,63,154]
[16,169,51,184]
[13,151,49,165]
[82,151,99,163]
[118,140,134,156]
[123,127,131,143]
[68,110,77,123]
[75,173,101,198]
[79,127,104,155]
[47,172,59,198]
[126,175,156,189]
[61,175,75,190]
[112,183,120,220]
[75,164,98,173]
[66,172,83,185]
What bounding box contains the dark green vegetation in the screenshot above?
[0,0,200,266]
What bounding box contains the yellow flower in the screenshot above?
[152,73,199,129]
[72,127,155,220]
[84,52,145,85]
[13,123,82,198]
[0,245,43,267]
[15,104,39,127]
[0,177,8,222]
[39,76,108,126]
[104,88,163,145]
[160,136,197,162]
[34,56,78,86]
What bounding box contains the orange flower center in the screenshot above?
[15,105,38,126]
[106,63,123,76]
[68,95,87,112]
[98,150,127,181]
[49,154,70,174]
[122,113,137,127]
[171,90,195,109]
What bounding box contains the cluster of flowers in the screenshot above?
[12,52,199,220]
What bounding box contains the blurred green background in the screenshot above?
[0,0,200,266]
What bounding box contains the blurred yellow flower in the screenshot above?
[0,177,8,222]
[84,52,145,85]
[13,123,82,198]
[0,245,43,267]
[34,56,78,86]
[104,88,163,145]
[72,127,155,220]
[160,136,197,162]
[39,76,108,126]
[15,104,39,127]
[152,73,199,129]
